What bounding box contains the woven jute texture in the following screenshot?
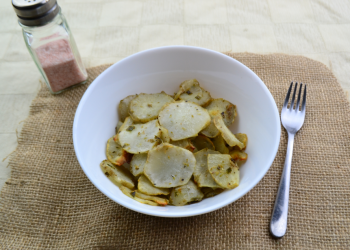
[1,53,350,249]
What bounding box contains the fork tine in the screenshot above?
[283,82,293,109]
[289,82,298,110]
[295,83,302,111]
[301,84,307,112]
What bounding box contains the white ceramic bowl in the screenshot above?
[73,46,280,217]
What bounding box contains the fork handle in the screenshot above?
[270,132,295,238]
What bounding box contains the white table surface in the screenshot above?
[1,0,350,189]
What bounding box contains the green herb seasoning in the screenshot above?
[195,95,201,100]
[126,125,135,131]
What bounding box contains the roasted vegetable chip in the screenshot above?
[118,95,136,122]
[134,190,169,206]
[118,117,161,154]
[120,186,159,206]
[158,101,211,141]
[200,120,219,138]
[229,149,248,161]
[212,134,230,154]
[134,197,158,206]
[119,186,135,198]
[138,175,170,195]
[100,160,135,189]
[174,79,212,106]
[191,134,215,152]
[193,149,221,188]
[203,188,224,198]
[170,139,195,151]
[129,92,174,123]
[174,79,200,100]
[106,136,128,166]
[208,154,239,189]
[170,180,204,206]
[213,116,244,149]
[130,153,148,176]
[118,116,132,131]
[144,143,196,188]
[179,85,212,107]
[235,133,248,149]
[201,98,237,138]
[159,126,171,143]
[201,187,214,196]
[209,98,237,126]
[115,121,124,134]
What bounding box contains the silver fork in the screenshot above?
[270,82,307,238]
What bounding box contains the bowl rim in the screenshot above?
[73,45,281,217]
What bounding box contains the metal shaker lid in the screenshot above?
[12,0,59,26]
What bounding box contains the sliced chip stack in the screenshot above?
[100,79,249,206]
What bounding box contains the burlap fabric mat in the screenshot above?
[1,53,349,249]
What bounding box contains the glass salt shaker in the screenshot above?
[12,0,88,94]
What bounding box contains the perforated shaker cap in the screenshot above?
[12,0,59,26]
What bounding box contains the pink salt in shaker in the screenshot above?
[12,0,88,94]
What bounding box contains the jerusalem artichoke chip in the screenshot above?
[118,117,161,154]
[129,92,174,123]
[159,126,170,143]
[174,79,212,106]
[134,190,169,206]
[134,197,158,206]
[229,149,248,161]
[179,85,212,107]
[212,134,230,154]
[170,180,204,206]
[193,149,221,188]
[143,143,196,188]
[174,79,200,100]
[120,186,159,206]
[201,98,237,138]
[200,121,219,138]
[100,160,135,189]
[138,175,170,195]
[117,116,132,132]
[191,135,215,151]
[213,116,244,149]
[235,133,248,149]
[170,139,195,151]
[130,153,148,176]
[158,101,210,141]
[208,154,239,189]
[208,98,237,125]
[202,187,224,198]
[106,136,128,166]
[118,95,136,122]
[119,186,135,198]
[115,121,124,134]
